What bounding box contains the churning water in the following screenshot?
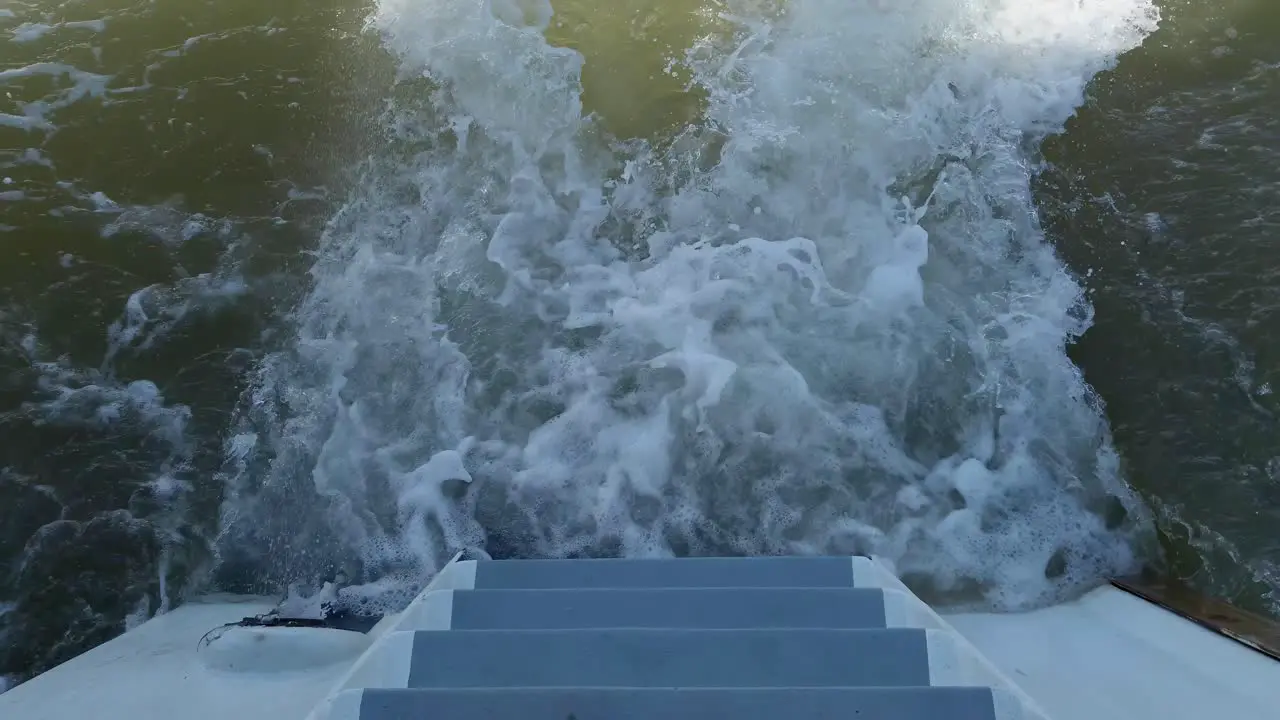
[217,0,1158,616]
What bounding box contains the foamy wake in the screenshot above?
[217,0,1160,613]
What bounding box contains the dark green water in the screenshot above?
[1042,0,1280,613]
[0,0,381,683]
[1,0,1276,691]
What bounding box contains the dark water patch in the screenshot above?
[0,0,385,686]
[1040,0,1280,613]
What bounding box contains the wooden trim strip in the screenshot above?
[1109,576,1280,663]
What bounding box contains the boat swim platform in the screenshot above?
[0,555,1275,720]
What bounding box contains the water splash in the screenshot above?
[219,0,1160,613]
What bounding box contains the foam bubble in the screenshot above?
[220,0,1159,614]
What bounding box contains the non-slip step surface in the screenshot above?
[439,587,891,630]
[471,556,864,589]
[352,687,1001,720]
[407,628,931,689]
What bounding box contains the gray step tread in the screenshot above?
[408,628,930,688]
[354,687,999,720]
[471,556,861,589]
[442,587,890,629]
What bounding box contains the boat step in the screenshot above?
[327,686,1018,720]
[370,628,939,689]
[404,587,918,630]
[307,558,1052,720]
[434,555,899,590]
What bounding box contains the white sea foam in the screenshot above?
[10,20,107,44]
[0,63,111,134]
[220,0,1160,612]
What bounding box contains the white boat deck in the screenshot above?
[0,557,1275,720]
[948,586,1277,719]
[0,595,352,720]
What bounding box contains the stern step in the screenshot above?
[405,587,906,630]
[403,628,932,689]
[331,687,1007,720]
[452,555,888,590]
[307,556,1050,720]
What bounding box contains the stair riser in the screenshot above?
[405,628,933,689]
[408,588,894,630]
[338,687,1005,720]
[428,556,899,591]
